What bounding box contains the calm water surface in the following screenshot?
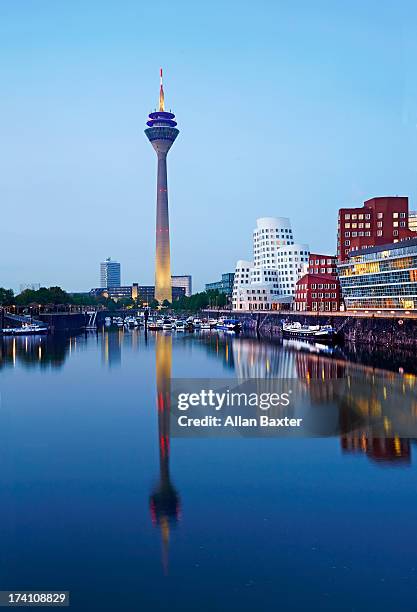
[0,330,417,612]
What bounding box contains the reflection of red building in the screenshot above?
[341,434,411,465]
[294,273,342,312]
[337,196,416,262]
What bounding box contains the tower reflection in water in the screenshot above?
[150,332,180,573]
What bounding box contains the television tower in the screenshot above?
[145,69,179,304]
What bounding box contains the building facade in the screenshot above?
[171,275,192,297]
[90,284,185,303]
[100,258,121,288]
[337,196,416,262]
[337,238,417,311]
[409,211,417,233]
[145,70,179,303]
[205,273,235,295]
[308,253,337,276]
[232,218,309,311]
[294,273,342,312]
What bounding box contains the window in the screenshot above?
[377,230,383,236]
[345,231,350,237]
[344,214,350,220]
[377,212,383,219]
[393,212,399,218]
[345,240,350,246]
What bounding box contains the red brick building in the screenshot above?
[337,196,416,262]
[294,273,342,312]
[308,253,337,276]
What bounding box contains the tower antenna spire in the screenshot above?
[159,68,165,112]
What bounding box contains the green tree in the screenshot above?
[0,288,14,306]
[150,298,159,309]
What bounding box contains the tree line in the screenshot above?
[0,286,229,311]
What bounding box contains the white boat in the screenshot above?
[200,320,211,330]
[193,318,202,328]
[175,320,186,331]
[162,317,173,330]
[208,318,218,329]
[282,322,338,343]
[216,318,241,332]
[4,324,48,336]
[148,318,164,331]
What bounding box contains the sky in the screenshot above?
[1,0,417,293]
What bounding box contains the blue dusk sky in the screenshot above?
[1,0,417,292]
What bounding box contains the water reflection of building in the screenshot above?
[341,435,411,465]
[294,347,415,464]
[150,333,180,572]
[0,335,71,369]
[101,329,122,367]
[233,337,297,378]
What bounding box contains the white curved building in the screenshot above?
[232,217,309,311]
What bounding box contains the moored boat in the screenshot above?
[2,324,48,336]
[282,322,339,342]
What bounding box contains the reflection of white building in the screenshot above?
[232,217,309,311]
[233,338,298,379]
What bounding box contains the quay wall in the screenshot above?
[204,311,417,349]
[38,313,87,333]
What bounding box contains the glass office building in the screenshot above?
[206,273,235,296]
[337,238,417,310]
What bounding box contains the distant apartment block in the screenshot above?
[337,196,416,262]
[171,275,192,297]
[100,258,121,288]
[205,273,235,295]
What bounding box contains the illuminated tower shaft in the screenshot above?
[145,70,179,304]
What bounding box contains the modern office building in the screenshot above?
[337,196,416,262]
[337,237,417,310]
[294,273,342,312]
[100,258,121,288]
[232,217,309,311]
[90,284,185,303]
[171,275,192,297]
[145,70,179,304]
[91,285,131,301]
[409,211,417,233]
[205,273,235,295]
